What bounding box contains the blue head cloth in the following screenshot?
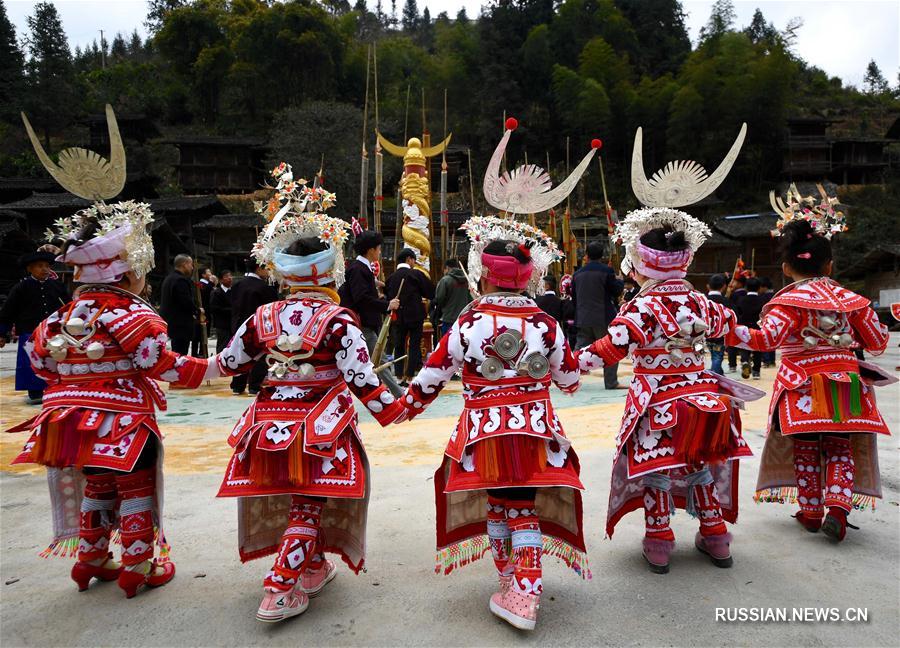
[273,246,336,285]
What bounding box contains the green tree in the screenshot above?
[744,8,777,45]
[614,0,690,75]
[268,101,364,219]
[24,2,76,145]
[699,0,735,43]
[0,0,25,122]
[145,0,186,33]
[863,59,889,95]
[401,0,418,31]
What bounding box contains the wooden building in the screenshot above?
[711,212,783,288]
[783,117,833,178]
[830,138,890,185]
[0,210,37,294]
[838,243,900,316]
[194,213,266,274]
[167,137,267,194]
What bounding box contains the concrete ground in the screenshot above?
[1,337,898,647]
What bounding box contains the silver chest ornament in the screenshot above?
[479,329,551,381]
[801,312,853,350]
[267,345,315,380]
[48,313,104,361]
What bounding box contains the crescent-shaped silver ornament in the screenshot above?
[631,122,747,208]
[483,128,598,214]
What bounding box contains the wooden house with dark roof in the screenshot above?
[194,213,266,273]
[711,212,783,287]
[166,136,267,194]
[0,192,92,242]
[783,117,834,178]
[838,243,900,313]
[0,178,61,204]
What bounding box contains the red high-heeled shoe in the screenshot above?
[117,560,176,599]
[71,554,123,592]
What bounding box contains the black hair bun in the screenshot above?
[484,238,532,265]
[639,226,689,252]
[284,236,328,257]
[778,219,832,275]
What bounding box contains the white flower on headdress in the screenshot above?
[252,162,349,287]
[49,200,156,278]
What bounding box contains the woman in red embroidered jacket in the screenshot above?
[726,216,892,542]
[206,168,406,623]
[577,212,765,575]
[400,226,586,632]
[7,202,210,598]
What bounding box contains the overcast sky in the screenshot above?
[6,0,898,87]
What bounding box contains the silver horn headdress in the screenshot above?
[483,117,600,215]
[23,104,126,202]
[23,104,155,282]
[631,123,746,209]
[617,122,747,278]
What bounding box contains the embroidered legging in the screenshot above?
[486,487,541,595]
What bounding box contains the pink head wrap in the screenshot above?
[634,242,692,280]
[481,252,534,290]
[57,224,131,284]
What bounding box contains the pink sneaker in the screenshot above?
[498,573,512,594]
[301,559,337,597]
[489,588,540,630]
[256,588,309,623]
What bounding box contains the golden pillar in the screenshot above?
[376,132,451,276]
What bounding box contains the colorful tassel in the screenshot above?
[674,399,732,465]
[287,437,306,484]
[435,534,591,580]
[754,487,876,511]
[849,372,862,416]
[474,436,546,484]
[829,379,842,423]
[810,374,830,418]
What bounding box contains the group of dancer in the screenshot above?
[6,111,893,631]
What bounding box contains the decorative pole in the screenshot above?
[440,88,449,267]
[373,43,383,234]
[563,136,573,274]
[359,44,370,229]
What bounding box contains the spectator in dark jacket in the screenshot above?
[535,275,563,322]
[725,274,748,373]
[194,266,215,352]
[159,254,198,355]
[433,258,471,335]
[572,241,625,389]
[386,248,435,380]
[228,260,279,395]
[209,270,234,353]
[734,277,766,380]
[0,250,71,403]
[705,273,729,375]
[338,231,402,396]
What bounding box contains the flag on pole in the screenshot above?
[351,217,363,235]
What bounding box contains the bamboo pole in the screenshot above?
[373,43,383,233]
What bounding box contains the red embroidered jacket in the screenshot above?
[402,293,580,461]
[25,285,207,415]
[576,279,761,457]
[213,295,405,457]
[726,278,890,435]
